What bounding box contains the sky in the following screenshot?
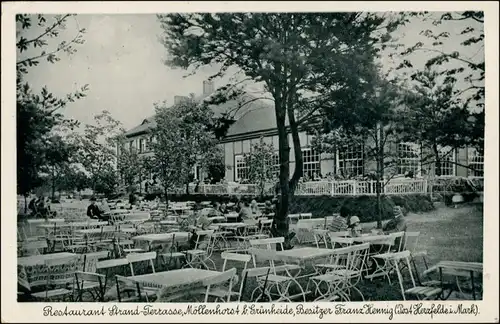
[18,13,484,131]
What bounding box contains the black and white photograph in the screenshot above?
[2,1,498,322]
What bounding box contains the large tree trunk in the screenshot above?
[287,106,303,196]
[275,100,291,239]
[432,142,441,177]
[51,166,56,201]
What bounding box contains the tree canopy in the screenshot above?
[157,12,405,234]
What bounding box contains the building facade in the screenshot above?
[122,81,484,188]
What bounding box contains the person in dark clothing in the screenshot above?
[87,197,103,220]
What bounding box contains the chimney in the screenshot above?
[203,80,214,96]
[174,95,188,105]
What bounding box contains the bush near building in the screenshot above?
[160,193,434,223]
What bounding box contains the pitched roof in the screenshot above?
[124,93,277,138]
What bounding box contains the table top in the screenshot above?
[77,227,116,234]
[352,234,394,244]
[37,221,108,229]
[276,247,336,262]
[216,222,246,228]
[18,252,76,267]
[103,209,130,215]
[424,261,483,275]
[131,268,222,289]
[27,218,65,224]
[132,232,190,243]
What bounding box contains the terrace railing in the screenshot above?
[194,178,432,197]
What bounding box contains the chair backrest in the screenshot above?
[115,275,146,302]
[193,230,214,252]
[75,271,106,293]
[403,231,420,253]
[248,247,281,272]
[127,252,157,276]
[329,230,350,237]
[327,233,354,249]
[202,268,237,302]
[221,252,251,272]
[390,231,406,252]
[312,229,329,248]
[249,237,284,251]
[300,212,313,219]
[330,243,370,280]
[20,240,48,256]
[259,219,273,234]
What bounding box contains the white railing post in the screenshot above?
[331,182,334,196]
[352,180,357,196]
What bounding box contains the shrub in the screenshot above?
[167,193,435,223]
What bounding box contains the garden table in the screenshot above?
[353,234,395,280]
[130,268,228,291]
[423,261,483,300]
[17,252,98,291]
[132,232,190,251]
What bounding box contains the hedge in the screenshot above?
[153,193,435,223]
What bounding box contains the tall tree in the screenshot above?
[150,97,221,203]
[399,68,484,176]
[395,11,484,154]
[157,13,403,236]
[312,74,404,228]
[243,138,278,198]
[73,111,123,193]
[116,143,142,193]
[16,14,88,211]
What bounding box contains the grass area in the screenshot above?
[18,203,483,302]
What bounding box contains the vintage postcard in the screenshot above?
[1,1,498,323]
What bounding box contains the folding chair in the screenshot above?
[115,275,153,302]
[294,219,324,244]
[308,243,369,301]
[205,252,251,302]
[157,233,186,269]
[247,248,298,302]
[31,255,79,301]
[404,231,430,283]
[202,268,238,302]
[18,240,48,257]
[313,229,329,248]
[314,235,354,273]
[390,251,442,301]
[127,251,157,276]
[183,230,216,270]
[74,271,106,301]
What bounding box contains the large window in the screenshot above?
[397,142,420,176]
[270,153,280,178]
[337,145,364,177]
[302,148,321,178]
[234,155,249,182]
[468,148,484,177]
[139,138,146,153]
[436,147,455,177]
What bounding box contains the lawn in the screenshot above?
[18,203,484,302]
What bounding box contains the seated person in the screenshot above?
[218,202,229,215]
[87,197,103,220]
[250,199,260,215]
[382,206,407,234]
[262,200,274,216]
[348,216,363,237]
[100,198,111,214]
[329,205,350,232]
